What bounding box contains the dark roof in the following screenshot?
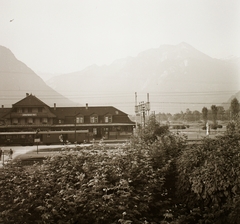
[0,108,11,119]
[0,95,134,124]
[3,95,56,118]
[51,106,128,119]
[13,94,49,107]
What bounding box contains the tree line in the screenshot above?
[155,98,240,123]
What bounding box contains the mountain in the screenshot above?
[225,90,240,107]
[47,42,240,114]
[0,45,74,108]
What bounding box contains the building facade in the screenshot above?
[0,94,135,145]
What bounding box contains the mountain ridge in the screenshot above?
[0,43,239,114]
[0,45,75,108]
[46,43,240,114]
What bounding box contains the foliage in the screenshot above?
[230,97,240,120]
[1,114,239,223]
[217,106,226,120]
[0,120,186,224]
[202,107,208,125]
[172,125,186,130]
[226,118,240,136]
[211,105,218,125]
[136,114,170,144]
[210,124,218,130]
[176,125,240,223]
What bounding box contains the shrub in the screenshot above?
[0,132,186,224]
[176,133,240,223]
[172,125,186,129]
[210,124,218,129]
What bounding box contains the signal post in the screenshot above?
[135,92,150,128]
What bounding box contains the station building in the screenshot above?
[0,94,135,145]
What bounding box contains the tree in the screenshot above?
[211,105,218,125]
[192,110,201,121]
[217,106,225,120]
[157,113,168,121]
[173,113,183,121]
[184,108,193,122]
[166,113,173,121]
[141,114,169,143]
[230,97,240,120]
[202,107,208,125]
[176,127,240,223]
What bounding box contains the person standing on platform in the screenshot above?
[9,148,13,159]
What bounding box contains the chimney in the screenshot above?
[54,103,56,110]
[1,105,4,109]
[26,93,29,97]
[86,103,88,110]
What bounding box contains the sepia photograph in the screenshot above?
[0,0,239,223]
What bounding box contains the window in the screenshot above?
[28,108,32,113]
[90,114,98,123]
[32,108,38,113]
[12,118,18,124]
[93,128,97,135]
[104,114,112,123]
[76,116,84,124]
[28,118,33,124]
[17,108,22,113]
[105,116,108,123]
[38,107,43,112]
[58,120,62,124]
[42,118,47,124]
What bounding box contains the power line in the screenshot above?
[0,89,237,95]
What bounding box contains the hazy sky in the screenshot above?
[1,0,240,76]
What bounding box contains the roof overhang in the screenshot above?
[54,123,135,127]
[0,130,89,135]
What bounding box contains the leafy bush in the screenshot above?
[0,130,186,224]
[226,119,240,136]
[176,132,240,223]
[210,124,218,129]
[172,125,186,130]
[3,115,239,223]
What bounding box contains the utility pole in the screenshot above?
[35,129,40,154]
[134,93,150,128]
[135,92,138,132]
[142,101,146,127]
[147,93,150,116]
[75,111,77,144]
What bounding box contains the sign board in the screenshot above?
[135,102,150,114]
[34,138,40,143]
[22,114,37,116]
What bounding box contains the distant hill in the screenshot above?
[0,45,74,108]
[47,42,240,114]
[225,90,240,107]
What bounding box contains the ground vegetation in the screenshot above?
[0,115,239,223]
